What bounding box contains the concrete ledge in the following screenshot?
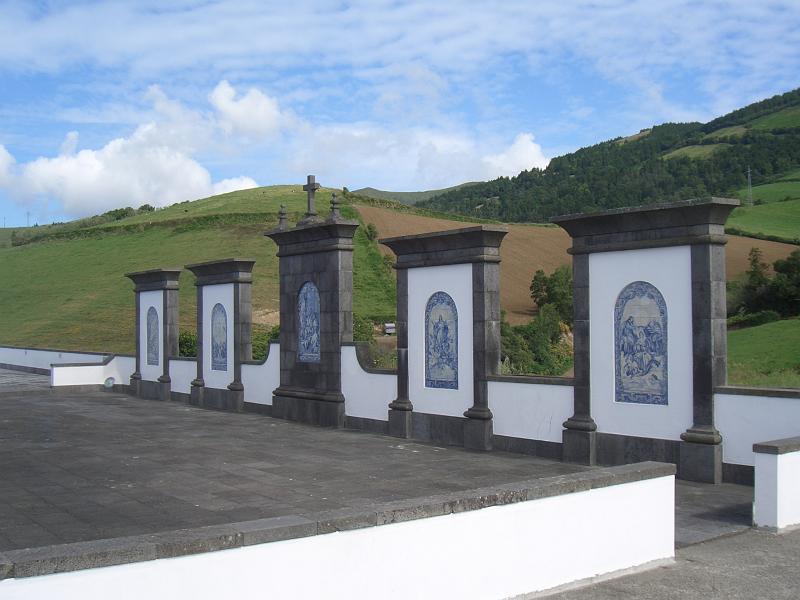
[753,436,800,455]
[492,434,562,460]
[0,461,674,580]
[487,374,574,386]
[0,363,49,375]
[723,462,754,486]
[345,415,388,434]
[717,385,800,400]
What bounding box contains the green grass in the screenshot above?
[662,144,730,160]
[704,125,747,140]
[728,318,800,388]
[353,182,481,205]
[735,181,800,203]
[778,169,800,181]
[750,105,800,131]
[0,186,396,353]
[726,199,800,243]
[0,228,12,248]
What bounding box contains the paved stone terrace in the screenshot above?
[0,368,752,554]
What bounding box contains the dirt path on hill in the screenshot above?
[354,204,797,325]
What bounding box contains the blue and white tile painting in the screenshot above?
[614,281,668,405]
[211,303,228,371]
[298,281,321,363]
[146,306,159,366]
[425,291,458,389]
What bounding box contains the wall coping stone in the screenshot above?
[264,221,358,257]
[715,385,800,400]
[753,436,800,455]
[380,225,508,269]
[552,197,739,254]
[0,461,674,580]
[124,268,182,292]
[487,374,575,386]
[185,258,256,285]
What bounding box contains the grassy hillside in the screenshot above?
[419,87,800,233]
[353,182,480,205]
[0,186,395,353]
[0,228,11,248]
[728,318,800,388]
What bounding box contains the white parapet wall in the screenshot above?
[753,437,800,531]
[169,358,197,395]
[242,343,280,405]
[488,378,573,443]
[715,388,800,467]
[0,346,112,373]
[50,355,135,387]
[342,345,394,422]
[0,465,675,600]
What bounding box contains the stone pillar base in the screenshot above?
[272,388,345,427]
[464,418,493,451]
[190,383,204,407]
[679,441,722,483]
[562,429,597,465]
[388,410,412,439]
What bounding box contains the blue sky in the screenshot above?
[0,0,798,226]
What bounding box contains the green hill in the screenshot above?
[0,186,396,354]
[728,317,800,388]
[353,182,481,205]
[419,87,800,242]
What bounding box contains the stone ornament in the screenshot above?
[298,281,321,363]
[211,303,228,371]
[146,306,159,366]
[614,281,668,405]
[425,291,458,389]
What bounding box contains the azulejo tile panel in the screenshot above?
[425,291,458,389]
[211,303,228,371]
[298,281,321,363]
[614,281,668,405]
[146,306,159,366]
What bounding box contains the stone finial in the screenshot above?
[278,204,288,230]
[329,192,341,221]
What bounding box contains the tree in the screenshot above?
[741,247,770,313]
[529,264,573,325]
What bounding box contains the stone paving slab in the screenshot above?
[0,388,590,554]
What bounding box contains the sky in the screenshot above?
[0,1,798,226]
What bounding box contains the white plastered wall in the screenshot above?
[754,450,800,530]
[715,393,800,466]
[242,343,280,405]
[50,356,135,387]
[138,290,163,382]
[0,475,674,600]
[0,347,108,372]
[589,246,693,440]
[489,381,573,443]
[169,359,196,395]
[407,263,473,417]
[202,284,234,390]
[342,345,395,421]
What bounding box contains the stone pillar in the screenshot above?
[381,226,507,450]
[124,268,181,401]
[185,258,255,412]
[264,196,358,427]
[553,197,738,481]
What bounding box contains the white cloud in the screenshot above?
[483,133,548,176]
[209,80,286,138]
[0,86,259,217]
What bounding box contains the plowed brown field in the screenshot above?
[355,204,797,325]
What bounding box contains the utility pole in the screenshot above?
[747,166,753,206]
[26,211,30,227]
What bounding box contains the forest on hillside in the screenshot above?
[419,88,800,222]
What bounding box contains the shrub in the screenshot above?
[727,310,780,329]
[179,330,197,357]
[353,313,375,342]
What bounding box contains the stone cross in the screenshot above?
[303,175,320,218]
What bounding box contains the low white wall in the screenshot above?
[242,343,280,405]
[715,392,800,466]
[50,356,135,387]
[0,346,109,373]
[342,346,394,422]
[754,449,800,530]
[169,359,197,395]
[0,474,674,600]
[489,380,573,443]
